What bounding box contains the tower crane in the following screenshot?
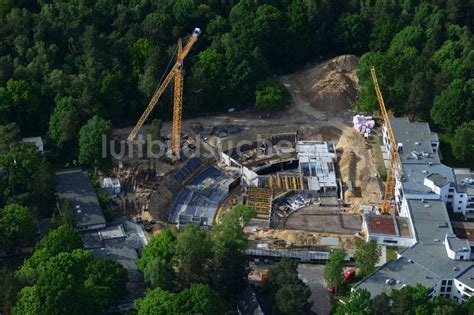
[370,66,402,214]
[127,28,201,158]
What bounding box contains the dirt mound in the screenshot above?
[292,55,359,112]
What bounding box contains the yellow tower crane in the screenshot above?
[370,66,403,214]
[127,28,201,158]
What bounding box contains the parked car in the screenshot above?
[343,268,356,283]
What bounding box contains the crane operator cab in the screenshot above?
[192,28,201,38]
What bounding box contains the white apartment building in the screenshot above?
[382,118,474,216]
[354,118,473,304]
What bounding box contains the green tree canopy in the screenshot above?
[15,249,128,315]
[0,267,22,315]
[51,199,76,228]
[0,203,36,249]
[336,289,372,315]
[431,79,473,133]
[138,205,255,298]
[452,120,474,163]
[47,96,80,149]
[210,204,255,298]
[261,258,312,314]
[255,78,290,112]
[175,224,213,286]
[0,142,41,194]
[135,283,225,315]
[324,249,346,289]
[340,284,465,315]
[334,13,370,55]
[18,225,83,282]
[143,257,176,291]
[0,142,54,214]
[0,122,20,155]
[137,228,178,272]
[84,258,129,308]
[78,115,112,170]
[354,240,381,276]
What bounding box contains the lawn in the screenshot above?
[386,247,399,261]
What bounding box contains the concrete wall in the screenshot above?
[453,278,474,303]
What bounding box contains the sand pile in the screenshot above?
[252,229,360,252]
[293,55,360,112]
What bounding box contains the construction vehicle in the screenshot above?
[370,66,402,214]
[127,28,201,159]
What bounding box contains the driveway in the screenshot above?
[298,264,331,315]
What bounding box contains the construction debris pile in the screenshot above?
[288,55,360,112]
[353,115,375,138]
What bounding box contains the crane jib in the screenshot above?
[127,28,201,155]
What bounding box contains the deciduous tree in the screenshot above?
[135,284,225,315]
[354,240,381,276]
[452,121,474,163]
[324,249,346,289]
[255,79,290,111]
[336,289,372,315]
[78,115,112,170]
[261,258,312,314]
[175,224,213,286]
[48,97,80,149]
[431,79,473,133]
[210,204,255,298]
[0,204,36,249]
[0,123,20,155]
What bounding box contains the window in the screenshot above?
[447,287,452,292]
[459,201,463,204]
[442,280,447,285]
[448,280,453,285]
[441,287,445,292]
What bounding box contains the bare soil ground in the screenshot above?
[282,55,359,112]
[249,229,362,253]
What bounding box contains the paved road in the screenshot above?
[298,264,331,315]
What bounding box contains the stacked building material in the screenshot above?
[353,115,375,137]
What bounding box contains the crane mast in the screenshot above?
[370,66,402,214]
[128,28,201,159]
[172,40,184,158]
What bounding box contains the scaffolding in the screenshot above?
[268,174,305,191]
[247,187,272,221]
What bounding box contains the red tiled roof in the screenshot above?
[368,215,397,236]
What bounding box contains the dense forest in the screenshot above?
[0,0,471,158]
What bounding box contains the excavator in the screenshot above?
[128,28,201,160]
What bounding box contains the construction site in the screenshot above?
[104,30,473,272]
[107,49,387,257]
